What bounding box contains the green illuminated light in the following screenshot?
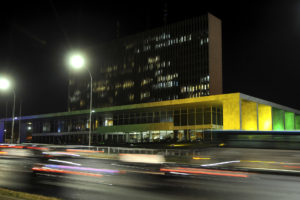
[272,108,285,131]
[285,112,295,130]
[295,115,300,130]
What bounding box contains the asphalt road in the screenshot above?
[1,152,300,200]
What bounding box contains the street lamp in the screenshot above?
[68,53,93,146]
[0,76,16,144]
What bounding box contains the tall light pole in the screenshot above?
[11,90,16,144]
[0,76,16,143]
[68,53,93,146]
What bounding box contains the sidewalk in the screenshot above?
[0,188,60,200]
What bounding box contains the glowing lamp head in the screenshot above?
[69,54,85,69]
[0,77,10,90]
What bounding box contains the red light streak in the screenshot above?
[32,167,103,178]
[0,145,24,149]
[283,165,300,169]
[160,167,248,178]
[27,147,49,150]
[66,149,104,153]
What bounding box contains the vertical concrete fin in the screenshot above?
[241,100,258,131]
[222,93,241,130]
[285,112,295,130]
[258,104,272,131]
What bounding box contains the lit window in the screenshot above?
[107,66,112,73]
[140,91,150,100]
[105,119,113,127]
[149,64,153,70]
[115,83,121,89]
[167,74,171,81]
[141,78,152,86]
[148,56,160,64]
[80,100,85,107]
[129,94,134,101]
[123,80,134,89]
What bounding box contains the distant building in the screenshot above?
[68,13,222,111]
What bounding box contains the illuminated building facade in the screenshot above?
[68,13,222,111]
[1,93,300,144]
[1,14,300,145]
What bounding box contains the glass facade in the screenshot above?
[68,14,222,111]
[2,93,299,145]
[23,105,222,136]
[17,104,223,145]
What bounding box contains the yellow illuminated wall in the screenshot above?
[258,104,272,131]
[241,101,258,130]
[222,94,241,130]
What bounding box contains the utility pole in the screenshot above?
[18,99,22,144]
[4,101,8,143]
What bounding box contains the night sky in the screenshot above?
[1,0,300,118]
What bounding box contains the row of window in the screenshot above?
[181,84,209,93]
[112,106,222,126]
[143,60,171,72]
[25,106,223,134]
[138,34,193,53]
[153,81,179,89]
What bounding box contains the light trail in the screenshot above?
[160,167,249,178]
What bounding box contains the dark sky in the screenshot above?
[1,0,300,118]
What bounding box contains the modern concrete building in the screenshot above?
[1,14,299,145]
[1,93,300,144]
[68,13,222,110]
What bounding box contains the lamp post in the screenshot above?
[68,53,93,146]
[0,77,16,144]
